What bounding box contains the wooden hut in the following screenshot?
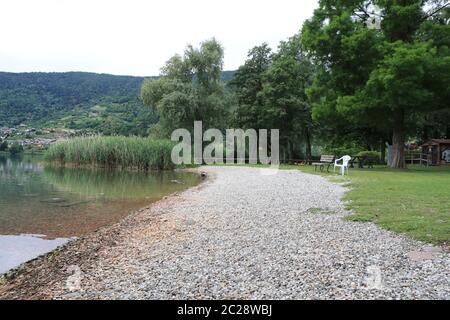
[421,139,450,165]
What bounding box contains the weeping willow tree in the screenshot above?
[140,38,231,138]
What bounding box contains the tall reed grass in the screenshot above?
[45,136,176,170]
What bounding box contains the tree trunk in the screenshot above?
[422,125,429,143]
[305,128,312,165]
[380,139,386,164]
[286,140,291,163]
[391,110,406,168]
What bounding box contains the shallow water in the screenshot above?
[0,154,200,273]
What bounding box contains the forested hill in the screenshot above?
[0,71,235,135]
[0,71,151,135]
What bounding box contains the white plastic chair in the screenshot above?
[334,155,352,176]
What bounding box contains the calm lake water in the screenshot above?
[0,154,201,273]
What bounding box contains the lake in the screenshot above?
[0,154,201,274]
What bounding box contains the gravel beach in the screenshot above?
[0,166,449,299]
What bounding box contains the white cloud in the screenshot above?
[0,0,318,76]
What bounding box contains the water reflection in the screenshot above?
[0,155,200,238]
[0,155,200,273]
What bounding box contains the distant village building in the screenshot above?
[21,138,56,147]
[0,127,16,140]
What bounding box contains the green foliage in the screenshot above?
[0,70,235,137]
[322,144,363,157]
[8,143,24,155]
[356,150,381,158]
[45,136,175,170]
[0,140,8,151]
[141,39,231,136]
[0,72,159,136]
[350,41,450,115]
[302,0,450,168]
[229,43,273,129]
[229,36,316,161]
[261,34,316,160]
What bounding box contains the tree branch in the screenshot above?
[422,2,450,21]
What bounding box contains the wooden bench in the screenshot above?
[312,155,335,172]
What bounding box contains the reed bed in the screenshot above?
[45,136,176,170]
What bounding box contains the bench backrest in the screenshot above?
[320,155,335,163]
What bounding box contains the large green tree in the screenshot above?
[141,38,230,137]
[261,35,316,162]
[302,0,450,168]
[229,37,316,162]
[229,43,273,129]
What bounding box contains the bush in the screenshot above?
[322,145,363,157]
[356,150,381,159]
[0,140,8,151]
[9,143,24,155]
[45,136,176,171]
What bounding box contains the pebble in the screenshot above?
[3,166,449,300]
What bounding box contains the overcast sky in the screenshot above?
[0,0,318,76]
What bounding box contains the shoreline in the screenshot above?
[0,166,448,300]
[0,167,211,299]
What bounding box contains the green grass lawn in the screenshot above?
[302,165,449,245]
[215,163,450,245]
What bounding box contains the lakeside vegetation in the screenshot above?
[45,136,175,170]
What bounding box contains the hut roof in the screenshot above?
[421,139,450,147]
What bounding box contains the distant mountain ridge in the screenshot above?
[0,71,235,135]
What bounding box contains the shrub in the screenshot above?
[9,143,24,155]
[0,140,8,151]
[45,136,176,171]
[322,145,363,157]
[356,150,381,159]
